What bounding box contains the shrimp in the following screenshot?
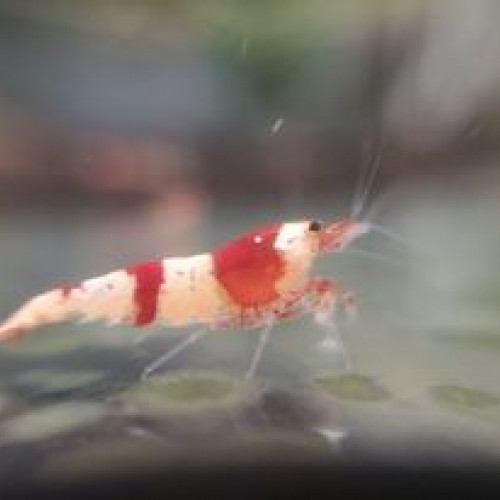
[0,218,370,378]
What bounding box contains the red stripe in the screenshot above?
[213,224,285,308]
[127,261,164,326]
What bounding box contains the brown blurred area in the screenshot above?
[0,0,499,213]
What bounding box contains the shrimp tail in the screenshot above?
[0,288,74,342]
[0,264,165,342]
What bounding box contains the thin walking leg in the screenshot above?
[245,321,274,380]
[307,278,354,371]
[141,327,208,380]
[317,320,352,371]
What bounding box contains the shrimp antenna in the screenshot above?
[351,135,384,220]
[365,221,429,256]
[344,247,413,270]
[350,139,373,218]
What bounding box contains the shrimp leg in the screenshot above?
[141,327,209,380]
[245,320,274,380]
[307,278,355,370]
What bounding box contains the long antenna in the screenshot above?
[366,222,430,256]
[351,135,384,219]
[344,247,413,269]
[351,139,373,218]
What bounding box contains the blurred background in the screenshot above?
[0,0,499,488]
[0,0,499,207]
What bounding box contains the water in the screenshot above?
[0,180,499,484]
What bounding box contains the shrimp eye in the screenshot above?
[308,220,322,232]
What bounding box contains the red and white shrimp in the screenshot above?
[0,218,370,378]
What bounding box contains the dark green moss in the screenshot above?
[121,372,255,416]
[141,376,237,402]
[429,385,500,409]
[315,374,389,402]
[0,402,105,443]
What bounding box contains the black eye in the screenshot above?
[308,220,322,232]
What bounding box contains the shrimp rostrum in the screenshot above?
[0,218,370,378]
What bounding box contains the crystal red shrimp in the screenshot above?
[0,218,370,377]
